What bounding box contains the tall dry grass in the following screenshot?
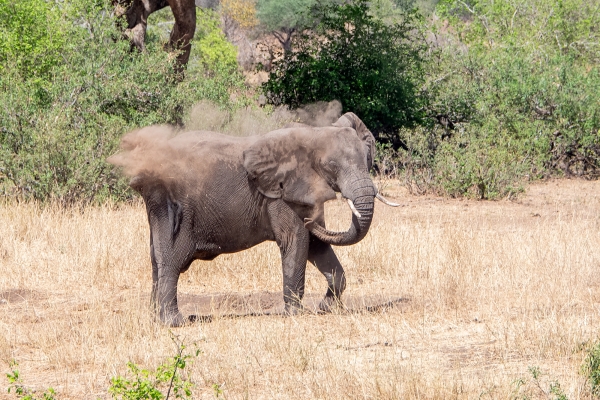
[1,179,600,398]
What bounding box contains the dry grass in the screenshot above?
[2,179,600,398]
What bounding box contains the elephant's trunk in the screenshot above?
[305,172,376,246]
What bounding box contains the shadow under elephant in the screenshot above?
[176,291,411,324]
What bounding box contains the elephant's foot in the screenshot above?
[318,296,345,313]
[284,302,305,316]
[159,310,186,327]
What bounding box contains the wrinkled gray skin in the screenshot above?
[133,113,379,326]
[112,0,217,71]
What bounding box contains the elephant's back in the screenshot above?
[167,131,254,190]
[168,132,271,252]
[169,130,251,160]
[165,130,259,207]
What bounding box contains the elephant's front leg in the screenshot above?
[308,236,347,312]
[267,201,309,314]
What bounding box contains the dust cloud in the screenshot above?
[108,100,344,181]
[291,100,342,127]
[185,100,343,135]
[185,100,295,136]
[107,125,181,181]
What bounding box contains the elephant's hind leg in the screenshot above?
[121,0,153,52]
[148,197,195,327]
[167,0,196,72]
[308,236,347,313]
[267,201,309,315]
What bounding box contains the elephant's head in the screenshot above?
[243,113,379,246]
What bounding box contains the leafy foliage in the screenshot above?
[263,0,428,136]
[109,359,194,400]
[221,0,259,29]
[108,339,199,400]
[510,366,569,400]
[255,0,322,52]
[582,340,600,397]
[6,341,200,399]
[194,9,240,72]
[0,0,65,80]
[0,0,247,204]
[6,361,56,399]
[391,0,600,198]
[256,0,318,31]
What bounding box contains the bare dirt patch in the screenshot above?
[0,289,45,305]
[1,179,600,398]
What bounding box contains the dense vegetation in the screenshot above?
[264,0,600,199]
[0,0,244,203]
[263,0,428,136]
[0,0,599,202]
[408,0,600,198]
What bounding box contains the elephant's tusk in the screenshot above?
[347,199,362,218]
[376,193,401,207]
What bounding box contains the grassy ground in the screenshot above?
[1,179,600,398]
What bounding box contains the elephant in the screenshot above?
[109,113,399,326]
[112,0,218,72]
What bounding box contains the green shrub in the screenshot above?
[6,360,56,399]
[6,342,199,399]
[387,0,600,197]
[108,339,199,400]
[511,366,569,400]
[191,9,239,73]
[0,0,249,204]
[109,359,194,400]
[0,0,66,80]
[582,340,600,397]
[263,0,428,135]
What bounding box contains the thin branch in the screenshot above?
[510,6,518,31]
[458,0,476,14]
[165,333,186,400]
[272,30,285,45]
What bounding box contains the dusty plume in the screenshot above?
[108,100,346,189]
[185,100,296,136]
[292,100,342,127]
[107,125,181,181]
[184,100,343,135]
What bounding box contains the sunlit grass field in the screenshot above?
[2,179,600,398]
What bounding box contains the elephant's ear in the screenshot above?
[333,112,377,170]
[243,131,336,206]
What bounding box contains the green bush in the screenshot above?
[6,341,199,399]
[6,360,56,399]
[109,356,195,400]
[387,0,600,198]
[189,9,239,73]
[0,0,66,80]
[263,0,428,136]
[582,340,600,397]
[0,0,248,204]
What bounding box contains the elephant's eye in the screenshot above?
[327,160,340,171]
